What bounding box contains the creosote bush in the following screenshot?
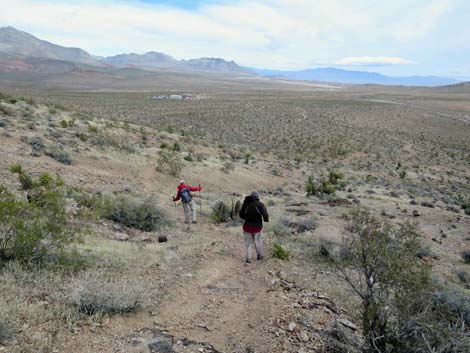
[338,208,470,353]
[0,178,73,263]
[102,194,169,232]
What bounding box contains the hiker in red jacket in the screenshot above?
[239,191,269,263]
[173,180,201,224]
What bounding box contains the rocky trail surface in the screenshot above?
[57,222,355,353]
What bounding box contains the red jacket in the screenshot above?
[173,184,201,202]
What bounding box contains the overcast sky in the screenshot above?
[1,0,469,78]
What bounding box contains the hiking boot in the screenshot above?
[245,259,252,264]
[192,220,197,224]
[257,254,264,260]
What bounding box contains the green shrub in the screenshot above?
[172,141,181,152]
[184,154,194,162]
[157,150,183,176]
[306,176,337,196]
[102,195,168,232]
[9,164,34,190]
[211,199,241,223]
[338,208,470,353]
[273,244,289,260]
[328,170,344,185]
[0,185,73,263]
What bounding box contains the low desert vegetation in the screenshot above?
[334,208,470,353]
[1,84,469,352]
[101,194,169,232]
[210,199,242,223]
[1,168,75,264]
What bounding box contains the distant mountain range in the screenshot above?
[0,26,250,76]
[251,67,461,87]
[0,26,464,87]
[102,51,246,73]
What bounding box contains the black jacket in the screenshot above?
[239,196,269,227]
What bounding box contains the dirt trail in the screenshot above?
[154,224,284,353]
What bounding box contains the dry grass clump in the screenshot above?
[72,271,146,316]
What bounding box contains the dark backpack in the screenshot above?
[180,187,192,203]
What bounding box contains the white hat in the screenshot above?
[179,180,185,184]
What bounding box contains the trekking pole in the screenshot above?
[199,184,202,218]
[174,201,178,226]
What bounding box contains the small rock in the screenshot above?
[412,210,420,217]
[298,330,309,342]
[113,232,129,241]
[288,322,297,332]
[158,235,168,243]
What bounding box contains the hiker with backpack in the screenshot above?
[173,180,202,224]
[239,191,269,264]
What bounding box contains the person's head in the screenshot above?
[249,191,259,200]
[179,180,185,185]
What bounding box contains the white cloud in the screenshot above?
[335,56,416,66]
[0,0,464,71]
[392,0,456,41]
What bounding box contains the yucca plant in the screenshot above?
[9,164,34,190]
[211,199,241,223]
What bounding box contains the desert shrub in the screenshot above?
[72,273,145,316]
[102,195,168,232]
[46,148,72,165]
[457,270,470,288]
[421,200,435,208]
[328,170,344,185]
[461,250,470,264]
[211,199,241,223]
[172,141,181,152]
[87,123,98,133]
[157,150,183,176]
[76,132,88,141]
[0,322,8,343]
[29,137,45,155]
[306,176,337,196]
[339,208,470,353]
[0,103,15,116]
[458,196,470,215]
[315,237,338,261]
[0,185,73,263]
[9,164,34,190]
[273,244,289,260]
[280,216,316,234]
[184,154,194,162]
[271,221,290,237]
